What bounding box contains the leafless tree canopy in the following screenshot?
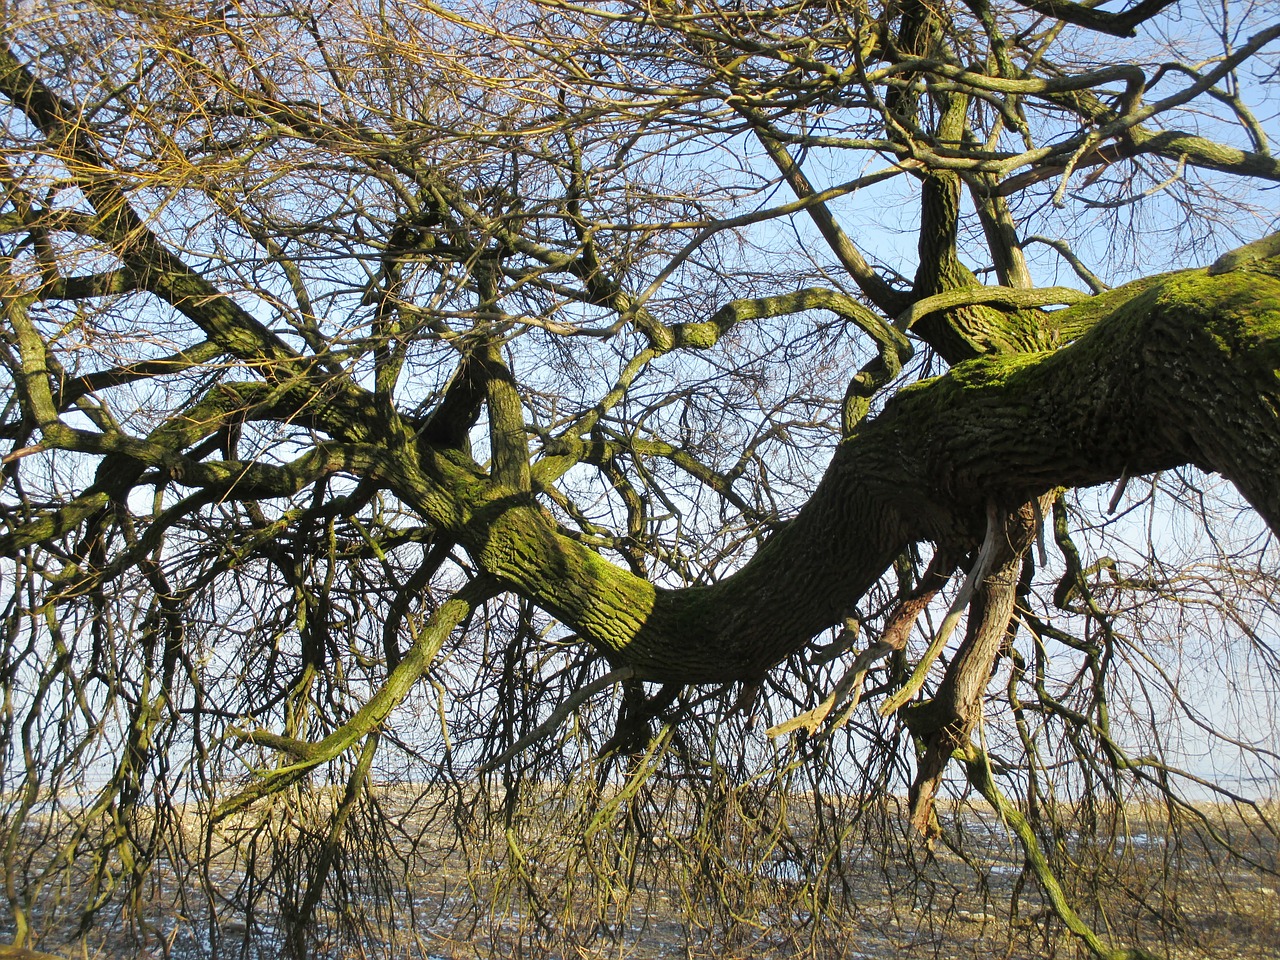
[1,0,1279,957]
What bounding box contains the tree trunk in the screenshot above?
[439,261,1280,683]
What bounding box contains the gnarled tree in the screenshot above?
[1,0,1278,957]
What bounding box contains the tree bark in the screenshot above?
[437,258,1280,683]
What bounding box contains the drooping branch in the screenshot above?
[217,576,496,820]
[962,744,1160,960]
[903,497,1049,834]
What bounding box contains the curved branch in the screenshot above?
[896,284,1090,333]
[438,242,1280,683]
[480,665,635,772]
[733,102,912,317]
[1008,0,1177,38]
[216,577,496,819]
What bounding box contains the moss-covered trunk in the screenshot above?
[436,262,1280,683]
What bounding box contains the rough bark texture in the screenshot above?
[437,260,1280,682]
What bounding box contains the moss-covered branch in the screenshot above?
[431,245,1280,683]
[216,577,495,820]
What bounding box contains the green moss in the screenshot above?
[947,350,1048,390]
[673,321,719,350]
[1153,270,1280,355]
[0,492,110,554]
[1048,269,1212,345]
[1208,230,1280,275]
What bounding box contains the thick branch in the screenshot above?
[1008,0,1177,38]
[442,248,1280,683]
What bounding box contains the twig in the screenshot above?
[481,665,635,772]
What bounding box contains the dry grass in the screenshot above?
[3,786,1277,960]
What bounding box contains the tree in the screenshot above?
[1,0,1278,956]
